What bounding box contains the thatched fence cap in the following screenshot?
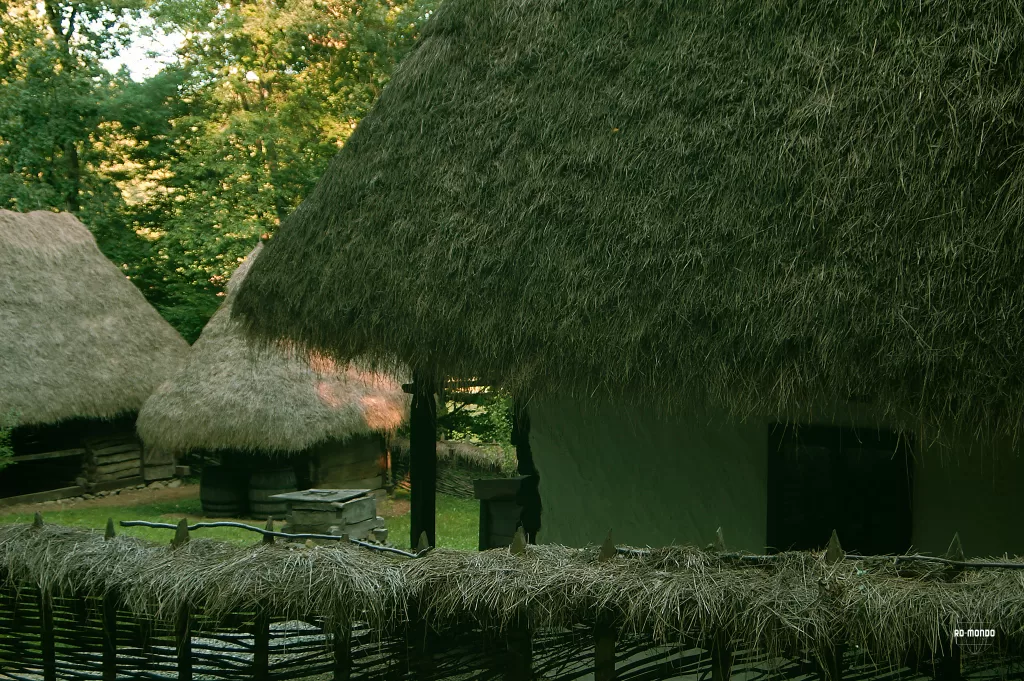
[137,244,408,455]
[0,209,189,427]
[232,1,1024,440]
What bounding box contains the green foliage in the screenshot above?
[442,391,513,445]
[0,0,439,342]
[0,412,19,474]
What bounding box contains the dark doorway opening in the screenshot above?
[767,424,913,555]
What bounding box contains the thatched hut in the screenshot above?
[137,244,408,515]
[232,1,1024,557]
[0,210,189,501]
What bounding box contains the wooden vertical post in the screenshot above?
[172,519,192,681]
[409,370,437,550]
[595,530,617,681]
[512,399,541,544]
[710,529,732,681]
[102,518,117,681]
[175,605,192,681]
[253,610,270,681]
[504,620,533,681]
[332,623,352,681]
[935,534,965,681]
[39,587,55,681]
[819,530,844,681]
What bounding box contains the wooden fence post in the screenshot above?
[172,519,192,681]
[710,529,732,681]
[102,518,117,681]
[332,622,352,681]
[253,610,270,681]
[595,531,617,681]
[935,534,965,681]
[819,530,844,681]
[39,586,56,681]
[409,370,438,550]
[504,620,533,681]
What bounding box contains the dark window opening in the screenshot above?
[767,424,913,556]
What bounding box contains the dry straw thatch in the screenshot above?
[233,0,1024,442]
[137,244,409,454]
[0,210,189,427]
[2,522,1024,671]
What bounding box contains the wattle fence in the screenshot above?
[1,519,1023,681]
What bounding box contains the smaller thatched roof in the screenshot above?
[137,244,409,455]
[0,210,189,427]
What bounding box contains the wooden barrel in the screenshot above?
[200,466,248,517]
[248,467,297,520]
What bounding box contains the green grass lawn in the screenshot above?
[383,488,480,551]
[0,487,480,550]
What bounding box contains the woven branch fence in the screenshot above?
[2,520,1024,681]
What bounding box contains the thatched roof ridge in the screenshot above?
[233,1,1024,439]
[137,244,409,455]
[0,210,189,426]
[4,522,1024,671]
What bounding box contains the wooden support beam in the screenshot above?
[409,370,437,550]
[0,486,85,507]
[512,399,541,544]
[40,588,55,681]
[12,448,87,463]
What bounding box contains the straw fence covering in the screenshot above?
[0,210,189,427]
[233,0,1024,443]
[137,244,409,454]
[2,522,1023,673]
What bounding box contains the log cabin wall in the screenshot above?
[308,434,387,491]
[2,414,144,501]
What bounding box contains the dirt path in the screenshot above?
[1,483,199,516]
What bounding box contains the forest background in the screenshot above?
[0,0,438,342]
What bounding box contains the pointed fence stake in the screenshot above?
[263,518,275,545]
[104,518,116,540]
[824,530,844,564]
[511,527,527,555]
[33,512,43,529]
[417,531,430,552]
[714,527,726,553]
[598,530,616,562]
[171,518,190,548]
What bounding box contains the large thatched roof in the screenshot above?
[234,1,1024,439]
[137,244,408,455]
[0,210,189,427]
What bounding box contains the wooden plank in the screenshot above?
[90,443,141,457]
[142,464,176,481]
[512,400,540,544]
[12,448,87,463]
[317,457,382,482]
[94,459,142,476]
[93,451,141,465]
[0,486,84,507]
